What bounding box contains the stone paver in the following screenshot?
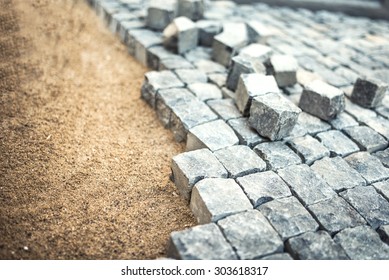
[328,112,358,130]
[163,17,198,54]
[174,68,208,85]
[351,77,388,108]
[227,118,267,148]
[187,82,222,101]
[287,135,330,165]
[343,126,388,153]
[374,148,389,168]
[373,180,389,202]
[266,54,298,87]
[316,130,359,157]
[207,99,241,121]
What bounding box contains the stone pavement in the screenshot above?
[87,0,389,260]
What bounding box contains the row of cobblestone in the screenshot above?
[87,0,389,259]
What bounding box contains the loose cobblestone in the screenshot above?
[351,77,388,108]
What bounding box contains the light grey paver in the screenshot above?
[258,196,319,241]
[316,130,359,157]
[146,0,176,31]
[297,112,331,135]
[207,99,241,121]
[190,178,253,224]
[174,69,208,85]
[217,210,284,260]
[343,126,388,153]
[227,118,267,148]
[214,145,266,178]
[374,148,389,168]
[159,56,194,70]
[239,43,272,62]
[287,135,330,165]
[328,112,359,130]
[171,149,228,201]
[277,164,336,206]
[266,54,298,87]
[308,196,366,235]
[147,46,177,70]
[351,77,388,108]
[340,185,389,229]
[363,115,389,140]
[168,223,237,260]
[187,83,222,101]
[373,180,389,202]
[334,225,389,260]
[131,29,163,66]
[163,17,198,54]
[208,73,227,88]
[193,59,226,74]
[311,156,366,192]
[286,231,349,260]
[176,0,204,21]
[344,152,389,184]
[236,171,292,207]
[345,98,377,122]
[254,141,301,170]
[260,253,293,260]
[196,20,222,47]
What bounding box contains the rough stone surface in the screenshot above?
[287,135,330,165]
[217,210,284,260]
[254,141,301,170]
[299,80,345,121]
[174,69,208,85]
[186,119,239,152]
[187,83,222,101]
[258,196,319,241]
[297,112,331,135]
[316,130,359,157]
[345,152,389,184]
[266,55,298,87]
[193,59,226,74]
[374,148,389,168]
[168,223,237,260]
[159,56,194,70]
[334,226,389,260]
[311,156,366,192]
[236,74,280,117]
[207,99,241,121]
[278,164,336,206]
[378,225,389,245]
[214,145,266,178]
[196,20,222,47]
[146,0,176,31]
[190,178,253,224]
[176,0,204,21]
[227,118,266,148]
[329,112,359,130]
[340,185,389,230]
[246,20,279,44]
[171,149,228,201]
[249,92,301,141]
[236,171,292,207]
[343,126,388,153]
[163,17,198,54]
[286,231,349,260]
[308,196,366,235]
[351,77,388,108]
[373,180,389,202]
[260,253,293,260]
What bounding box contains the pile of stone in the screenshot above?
[87,0,389,260]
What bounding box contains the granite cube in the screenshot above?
[163,17,198,54]
[351,77,388,108]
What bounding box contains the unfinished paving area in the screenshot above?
[90,0,389,260]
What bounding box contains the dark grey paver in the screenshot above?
[147,46,177,70]
[217,210,284,260]
[196,20,222,47]
[146,0,175,31]
[316,130,359,157]
[373,180,389,202]
[168,223,237,260]
[287,135,330,165]
[351,77,388,108]
[176,0,204,21]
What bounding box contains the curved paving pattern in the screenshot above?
[87,0,389,260]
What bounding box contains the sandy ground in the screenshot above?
[0,0,196,259]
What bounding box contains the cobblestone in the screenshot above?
[163,17,198,54]
[266,55,298,87]
[351,77,388,108]
[227,118,266,148]
[316,130,359,157]
[373,180,389,201]
[206,99,241,121]
[374,148,389,168]
[343,126,388,153]
[187,82,222,101]
[287,135,330,165]
[378,225,389,245]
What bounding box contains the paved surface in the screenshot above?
[88,0,389,259]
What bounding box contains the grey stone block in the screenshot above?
[207,99,241,121]
[147,46,176,70]
[378,225,389,245]
[376,95,389,120]
[227,118,266,148]
[176,0,204,21]
[287,135,330,165]
[146,0,176,31]
[351,77,388,108]
[316,130,359,157]
[132,29,163,66]
[168,223,237,260]
[214,145,266,179]
[236,171,291,207]
[283,83,303,96]
[345,98,377,123]
[184,46,212,62]
[373,180,389,202]
[141,71,184,108]
[258,196,319,241]
[364,115,389,140]
[190,178,252,224]
[329,112,358,130]
[260,253,293,260]
[345,152,389,184]
[196,20,222,47]
[246,20,278,44]
[299,80,345,121]
[171,149,228,201]
[286,231,349,260]
[174,69,208,85]
[109,12,136,34]
[236,74,280,117]
[254,141,301,171]
[278,164,336,206]
[295,112,331,136]
[308,196,366,235]
[212,23,249,66]
[193,59,226,74]
[163,17,198,54]
[249,93,301,141]
[343,126,388,153]
[119,20,146,46]
[221,87,235,100]
[159,56,194,71]
[374,148,389,168]
[239,43,272,62]
[266,55,298,87]
[208,73,227,88]
[187,83,222,101]
[311,157,366,192]
[226,54,266,91]
[217,210,283,260]
[340,185,389,229]
[334,225,389,260]
[186,119,239,152]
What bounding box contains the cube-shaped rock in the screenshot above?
[297,112,331,135]
[254,141,301,170]
[186,119,239,152]
[190,178,252,224]
[328,112,358,130]
[196,20,222,47]
[266,55,298,87]
[299,80,345,120]
[131,29,163,66]
[163,17,198,54]
[146,0,176,31]
[249,92,301,141]
[188,83,222,101]
[227,118,266,148]
[159,56,194,70]
[246,20,279,44]
[212,23,248,66]
[236,74,280,116]
[351,77,388,108]
[168,223,237,260]
[171,149,228,201]
[176,0,204,21]
[374,148,389,168]
[343,126,388,153]
[214,145,266,178]
[287,135,330,165]
[217,210,284,260]
[316,130,359,157]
